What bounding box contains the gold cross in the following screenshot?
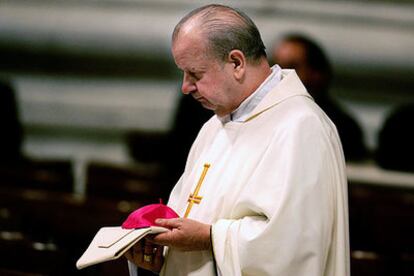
[184,163,211,218]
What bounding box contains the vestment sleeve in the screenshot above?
[211,114,347,275]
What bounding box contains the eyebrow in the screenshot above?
[190,66,207,72]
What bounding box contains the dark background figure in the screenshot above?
[0,79,24,164]
[127,93,213,202]
[271,33,368,161]
[163,94,213,184]
[375,103,414,172]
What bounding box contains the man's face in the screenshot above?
[272,41,312,87]
[172,30,238,117]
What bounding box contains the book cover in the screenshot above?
[76,226,168,269]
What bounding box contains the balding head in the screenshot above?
[171,5,271,117]
[172,4,266,64]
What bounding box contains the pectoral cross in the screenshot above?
[184,163,211,218]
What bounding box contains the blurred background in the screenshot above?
[0,0,413,275]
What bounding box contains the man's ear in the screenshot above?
[228,50,246,81]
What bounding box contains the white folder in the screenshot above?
[76,226,168,269]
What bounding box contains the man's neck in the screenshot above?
[218,64,281,123]
[238,60,272,107]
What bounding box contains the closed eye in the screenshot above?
[188,71,202,81]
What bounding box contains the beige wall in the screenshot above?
[0,0,413,170]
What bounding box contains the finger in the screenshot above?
[153,245,164,267]
[154,245,163,259]
[151,231,174,246]
[144,240,154,255]
[142,239,159,265]
[124,249,133,262]
[133,239,144,256]
[155,218,182,228]
[144,234,157,243]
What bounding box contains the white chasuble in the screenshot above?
[158,70,350,276]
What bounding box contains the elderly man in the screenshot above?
[126,4,349,276]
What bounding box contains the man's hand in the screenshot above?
[124,238,164,273]
[151,218,211,251]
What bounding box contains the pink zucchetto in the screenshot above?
[121,200,179,229]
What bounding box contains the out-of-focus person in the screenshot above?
[0,79,24,164]
[376,103,414,172]
[271,33,368,161]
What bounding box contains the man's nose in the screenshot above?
[181,73,196,95]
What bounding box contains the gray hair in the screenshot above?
[172,4,266,63]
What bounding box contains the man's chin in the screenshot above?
[199,101,215,111]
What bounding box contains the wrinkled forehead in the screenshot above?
[173,31,203,56]
[173,16,204,46]
[172,22,210,60]
[172,36,206,69]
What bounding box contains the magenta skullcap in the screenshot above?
[77,200,177,270]
[121,200,179,229]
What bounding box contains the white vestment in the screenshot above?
[137,70,350,275]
